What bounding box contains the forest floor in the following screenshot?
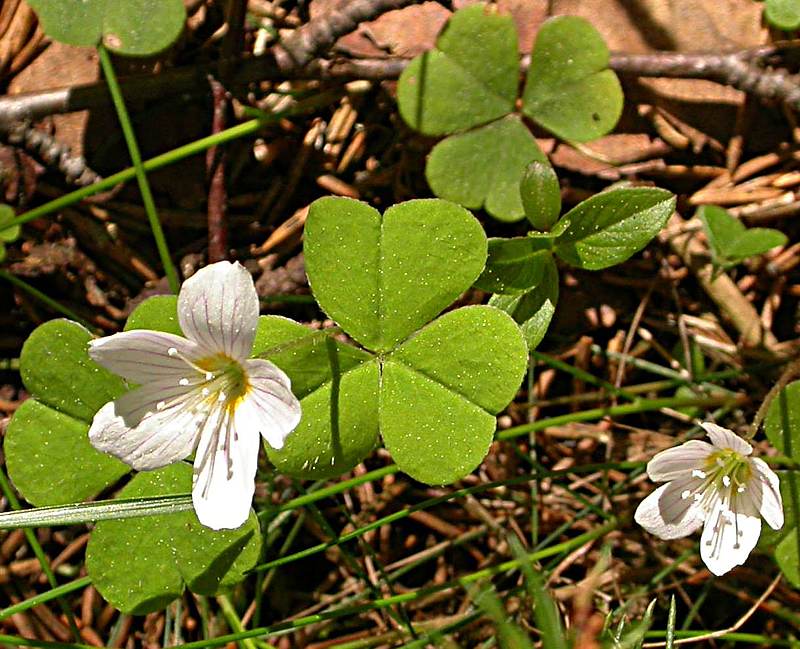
[2,1,800,647]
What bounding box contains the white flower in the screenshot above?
[634,422,783,576]
[87,261,302,530]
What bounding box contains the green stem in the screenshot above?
[0,577,91,621]
[0,270,96,330]
[97,45,178,293]
[499,394,742,440]
[0,468,81,641]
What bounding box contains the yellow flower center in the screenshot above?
[195,353,250,412]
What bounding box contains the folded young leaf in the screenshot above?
[520,161,561,231]
[475,236,554,295]
[489,253,559,350]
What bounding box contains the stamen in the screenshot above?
[692,469,707,479]
[722,475,731,487]
[681,489,692,500]
[179,378,190,386]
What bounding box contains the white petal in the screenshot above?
[89,395,202,471]
[192,407,260,530]
[634,477,705,540]
[700,497,761,576]
[178,261,259,361]
[239,359,302,450]
[748,457,784,530]
[647,440,714,482]
[89,330,199,384]
[701,422,752,455]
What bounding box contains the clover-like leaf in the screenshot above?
[766,0,800,30]
[253,316,379,479]
[474,236,555,295]
[554,188,675,270]
[397,4,518,136]
[4,320,129,505]
[764,381,800,586]
[87,463,261,614]
[381,306,527,484]
[27,0,186,56]
[522,16,623,142]
[304,197,527,484]
[520,162,561,231]
[426,116,548,222]
[699,205,787,267]
[304,197,487,351]
[489,252,559,350]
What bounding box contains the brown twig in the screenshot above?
[5,37,800,132]
[274,0,420,69]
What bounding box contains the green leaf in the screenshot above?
[304,197,487,351]
[489,253,559,350]
[765,380,800,462]
[3,319,129,505]
[87,463,261,614]
[763,382,800,586]
[699,205,787,265]
[256,313,379,479]
[268,361,380,479]
[381,305,527,484]
[426,116,548,223]
[397,4,518,136]
[554,188,675,270]
[520,161,561,231]
[474,237,554,294]
[124,295,183,335]
[0,204,20,242]
[522,16,623,142]
[766,0,800,30]
[27,0,185,56]
[20,319,126,421]
[5,400,128,506]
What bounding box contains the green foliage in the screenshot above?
[698,204,787,269]
[87,463,261,614]
[764,380,800,586]
[397,4,518,136]
[26,0,185,56]
[0,204,20,262]
[3,303,268,614]
[300,196,527,484]
[482,187,674,349]
[765,0,800,30]
[522,16,623,142]
[4,320,128,505]
[397,5,622,221]
[520,162,561,232]
[426,116,548,222]
[553,188,676,270]
[489,253,559,350]
[304,197,487,352]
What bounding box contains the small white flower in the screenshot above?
[87,261,302,531]
[634,422,784,576]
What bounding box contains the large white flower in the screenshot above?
[87,261,302,530]
[634,422,783,576]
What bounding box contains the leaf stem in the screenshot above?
[97,45,179,293]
